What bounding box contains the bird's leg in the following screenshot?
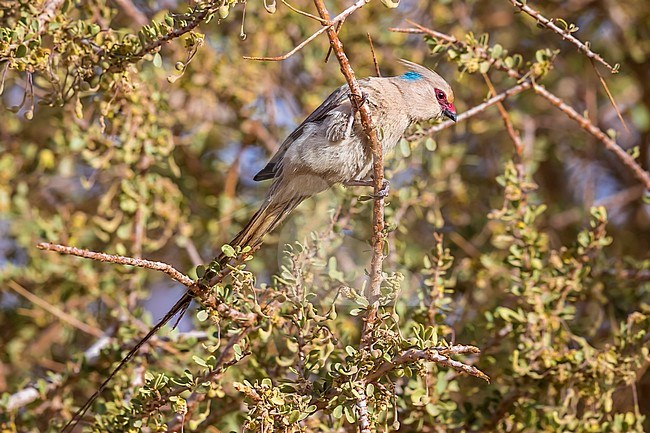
[344,178,390,198]
[345,91,368,138]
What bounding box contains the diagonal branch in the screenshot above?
[112,0,149,26]
[396,24,650,191]
[37,242,194,286]
[35,0,65,37]
[482,72,524,157]
[532,83,650,190]
[7,280,104,338]
[365,345,489,384]
[406,81,533,139]
[508,0,617,73]
[311,2,386,431]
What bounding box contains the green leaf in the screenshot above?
[15,44,27,58]
[221,244,236,257]
[192,355,208,368]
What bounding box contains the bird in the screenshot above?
[60,60,456,432]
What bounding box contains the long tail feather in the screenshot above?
[62,197,304,432]
[61,292,193,433]
[214,197,304,269]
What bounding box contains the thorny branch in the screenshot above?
[365,345,489,384]
[532,83,650,190]
[508,0,618,73]
[405,81,534,140]
[394,24,650,191]
[38,242,257,324]
[37,242,194,286]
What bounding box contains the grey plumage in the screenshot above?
[60,61,455,432]
[234,60,456,254]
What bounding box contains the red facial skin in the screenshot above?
[435,87,457,120]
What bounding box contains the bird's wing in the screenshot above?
[253,83,355,181]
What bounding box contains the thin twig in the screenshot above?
[244,0,369,61]
[37,242,194,287]
[367,32,381,77]
[482,73,524,157]
[365,345,489,384]
[244,25,328,61]
[7,281,104,338]
[507,0,617,73]
[394,20,459,45]
[589,58,628,132]
[399,23,650,190]
[280,0,328,24]
[406,81,533,140]
[532,83,650,190]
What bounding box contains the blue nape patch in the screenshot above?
[402,71,422,81]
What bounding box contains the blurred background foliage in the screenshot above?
[1,0,649,431]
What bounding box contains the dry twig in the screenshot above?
[367,32,381,77]
[244,0,371,61]
[508,0,617,73]
[35,0,65,36]
[7,280,104,338]
[37,242,194,286]
[406,81,533,140]
[112,0,149,26]
[396,24,650,190]
[365,345,489,384]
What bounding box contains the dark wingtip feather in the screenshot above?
[253,164,276,181]
[253,171,272,181]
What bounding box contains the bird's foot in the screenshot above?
[348,91,369,112]
[345,179,390,198]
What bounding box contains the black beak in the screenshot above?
[443,108,457,122]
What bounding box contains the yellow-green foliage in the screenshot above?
[1,1,649,432]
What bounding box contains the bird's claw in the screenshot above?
[373,179,390,198]
[345,179,390,199]
[348,91,369,111]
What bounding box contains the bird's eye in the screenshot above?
[436,91,445,100]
